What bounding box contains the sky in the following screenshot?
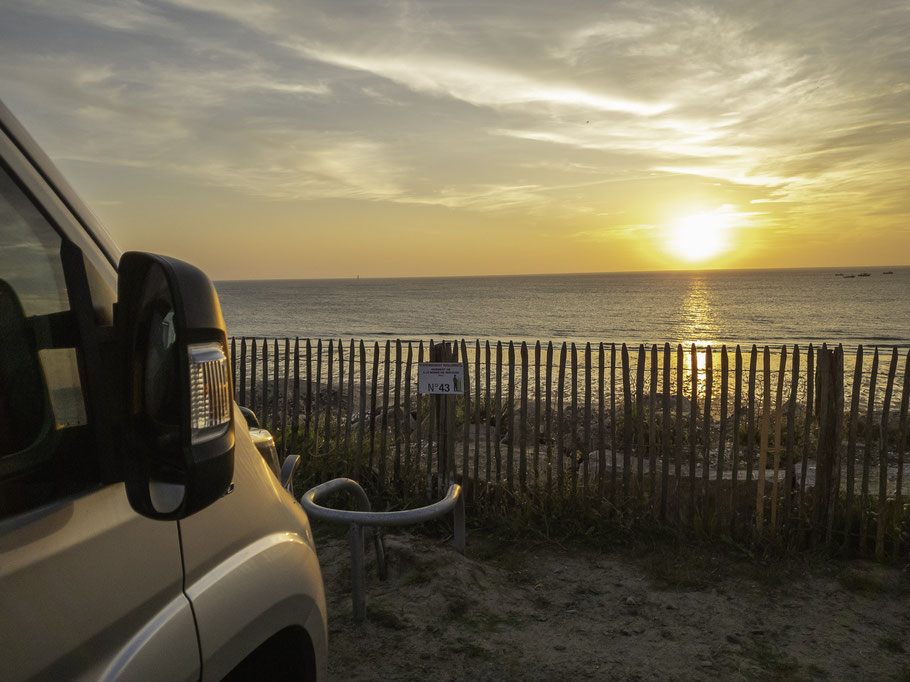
[1,0,909,279]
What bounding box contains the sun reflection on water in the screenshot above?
[656,277,727,402]
[680,277,716,344]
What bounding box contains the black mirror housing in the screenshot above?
[117,252,234,519]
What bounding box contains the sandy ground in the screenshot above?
[316,528,910,681]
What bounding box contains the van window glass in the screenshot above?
[0,173,68,317]
[0,165,97,517]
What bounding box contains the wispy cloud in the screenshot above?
[171,135,407,201]
[286,43,669,116]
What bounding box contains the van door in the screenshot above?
[0,133,198,679]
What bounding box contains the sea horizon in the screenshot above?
[215,266,910,353]
[215,263,910,284]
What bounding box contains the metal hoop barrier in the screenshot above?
[300,478,466,622]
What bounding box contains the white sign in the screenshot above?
[417,362,464,395]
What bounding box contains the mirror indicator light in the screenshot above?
[188,342,231,444]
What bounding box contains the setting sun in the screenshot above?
[668,212,732,263]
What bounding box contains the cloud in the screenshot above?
[0,0,908,261]
[285,43,669,116]
[173,134,408,201]
[574,224,657,241]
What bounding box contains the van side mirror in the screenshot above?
[117,252,234,520]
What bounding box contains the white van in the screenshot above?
[0,100,327,680]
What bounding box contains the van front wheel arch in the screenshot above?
[222,626,316,681]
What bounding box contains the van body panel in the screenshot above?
[100,594,199,682]
[0,485,198,680]
[180,405,328,678]
[185,534,327,680]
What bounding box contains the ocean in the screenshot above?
[215,267,910,353]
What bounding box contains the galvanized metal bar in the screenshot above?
[349,523,366,622]
[301,478,465,623]
[302,478,465,529]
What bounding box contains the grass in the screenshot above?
[460,487,902,598]
[737,637,811,681]
[447,637,493,659]
[365,598,410,630]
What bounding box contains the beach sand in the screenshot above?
[318,530,910,681]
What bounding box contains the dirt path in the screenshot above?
[317,529,910,680]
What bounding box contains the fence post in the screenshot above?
[520,342,529,491]
[380,341,391,490]
[273,338,280,436]
[292,338,300,456]
[798,345,815,539]
[393,340,402,483]
[475,339,482,500]
[495,342,503,485]
[250,338,258,417]
[622,344,632,508]
[813,345,839,545]
[875,348,899,560]
[404,342,413,483]
[557,342,567,493]
[730,346,742,531]
[507,342,515,492]
[636,344,645,500]
[305,339,312,449]
[417,341,426,494]
[717,346,728,527]
[324,339,333,465]
[661,343,671,521]
[826,345,845,546]
[570,343,579,501]
[611,344,617,508]
[369,342,379,473]
[844,346,863,550]
[649,344,657,511]
[893,349,910,561]
[675,344,683,523]
[534,341,541,489]
[336,340,344,460]
[431,341,450,491]
[356,340,366,480]
[784,345,799,535]
[263,340,271,431]
[703,346,713,524]
[545,342,553,495]
[485,341,493,490]
[688,344,698,525]
[584,343,592,499]
[281,339,290,457]
[346,339,355,468]
[756,347,771,534]
[462,339,472,495]
[598,343,606,499]
[770,346,787,532]
[239,338,247,406]
[860,348,879,554]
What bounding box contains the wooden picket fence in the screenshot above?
[230,337,910,559]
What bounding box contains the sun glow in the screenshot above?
[668,211,732,263]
